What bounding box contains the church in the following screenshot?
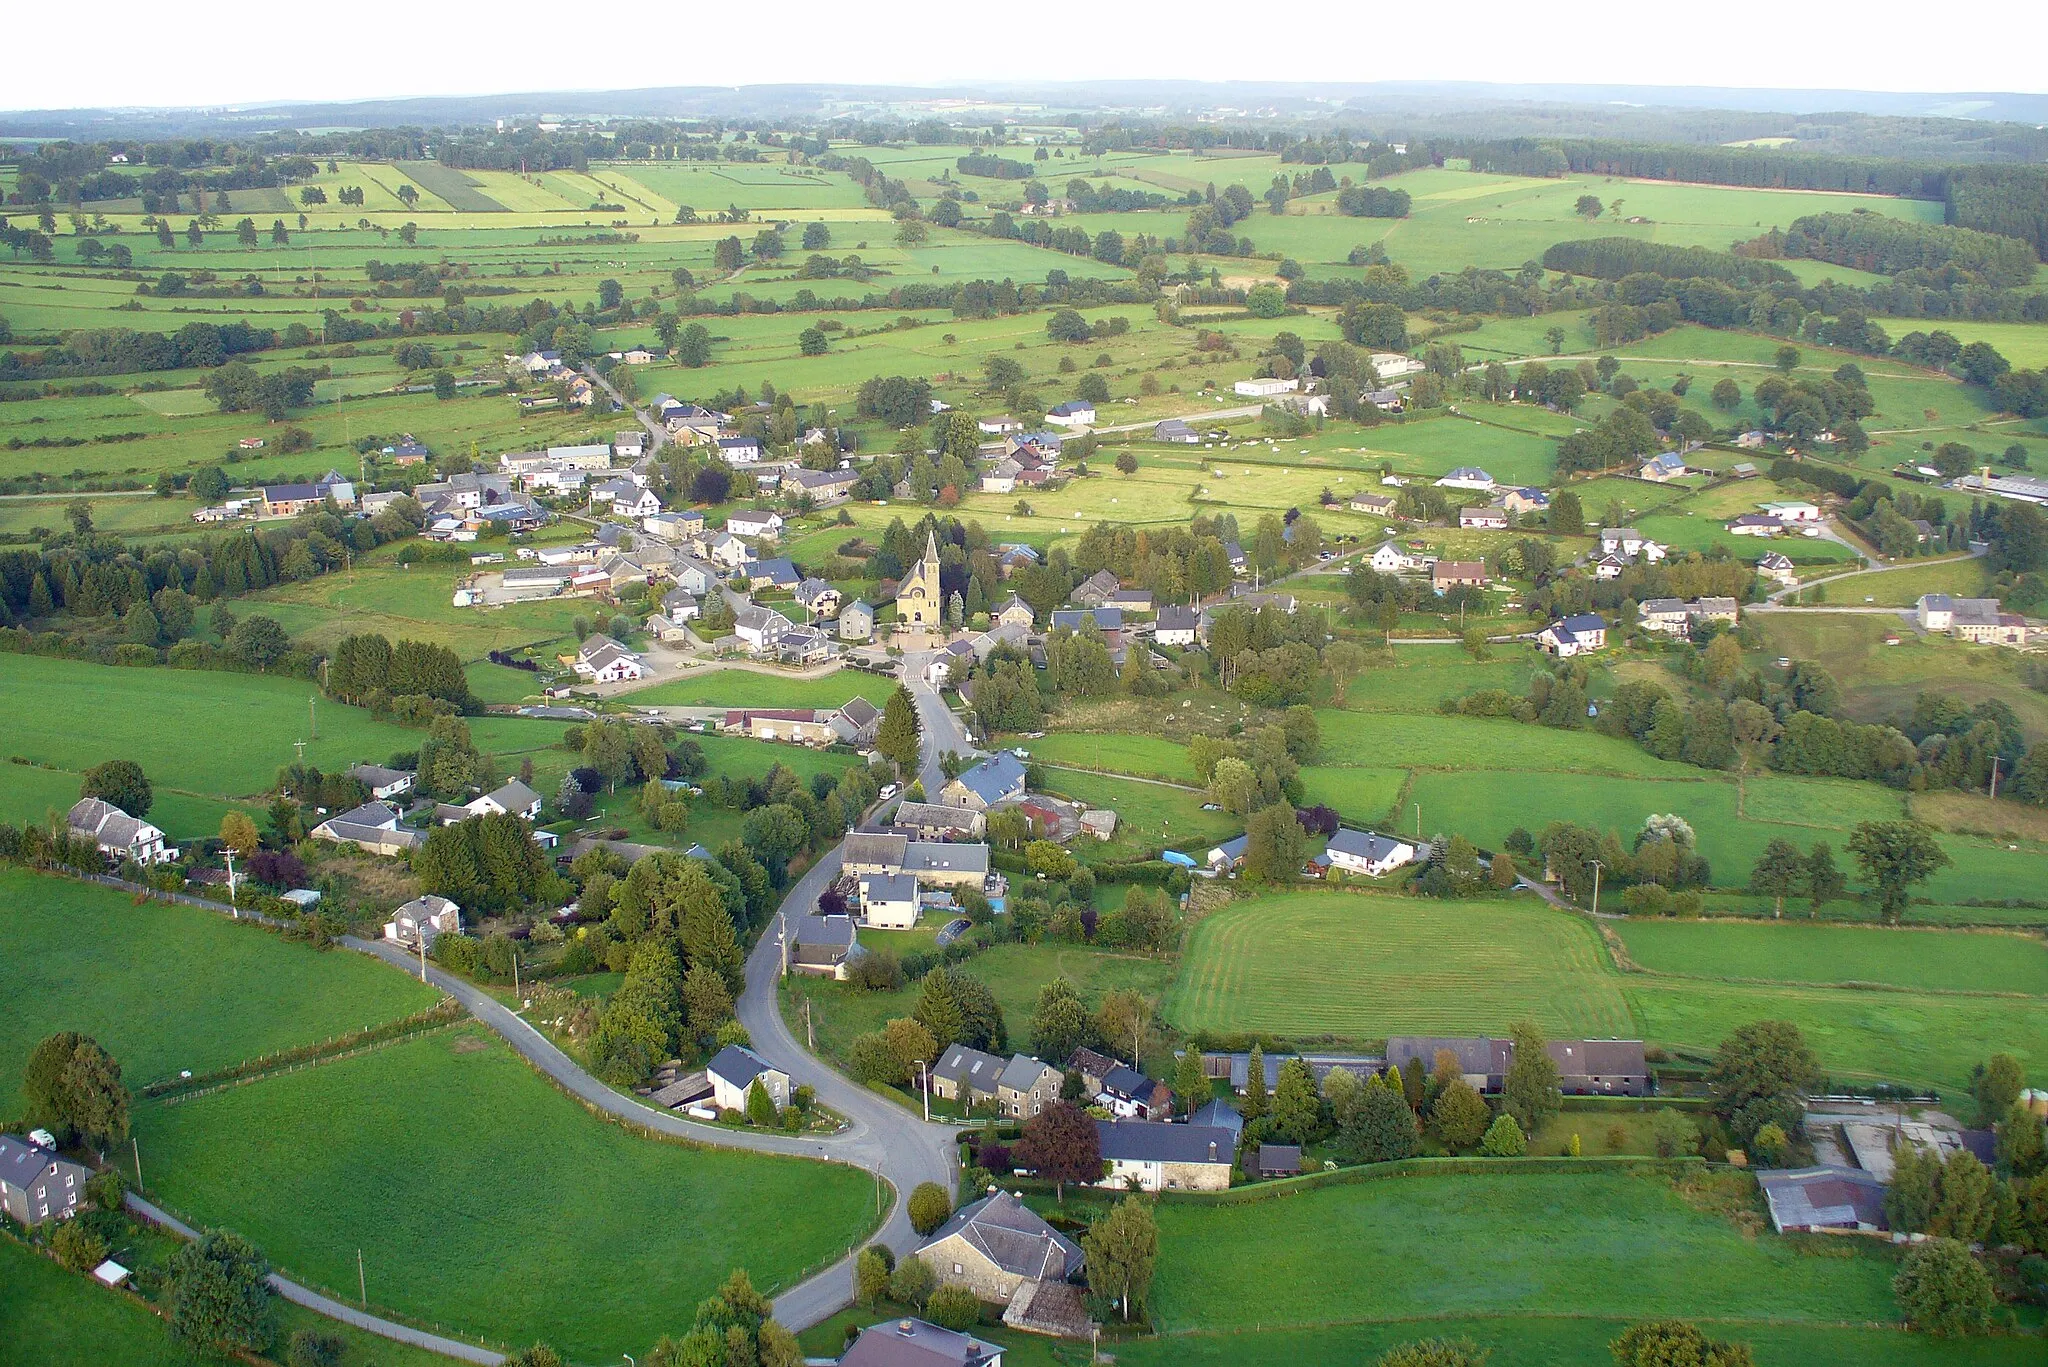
[895,530,945,631]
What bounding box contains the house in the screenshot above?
[840,1317,1005,1367]
[860,872,921,929]
[1691,597,1739,628]
[1917,594,1962,631]
[1363,388,1405,413]
[1727,514,1784,537]
[311,801,421,856]
[1049,607,1124,635]
[1098,1064,1172,1120]
[614,430,647,458]
[728,708,838,745]
[1366,540,1415,574]
[993,595,1036,630]
[573,634,647,683]
[942,751,1028,811]
[1431,560,1488,593]
[1208,834,1248,873]
[1758,551,1797,585]
[787,467,860,505]
[791,914,858,979]
[708,1045,790,1112]
[735,604,797,652]
[979,416,1024,435]
[896,531,946,632]
[468,780,543,821]
[1501,487,1550,515]
[1234,376,1299,397]
[643,510,706,541]
[1350,491,1398,517]
[1324,828,1417,877]
[1188,1097,1243,1139]
[1069,569,1122,609]
[1757,1167,1889,1234]
[0,1133,92,1225]
[612,484,664,519]
[915,1189,1083,1307]
[349,764,414,801]
[1598,527,1656,559]
[997,1055,1063,1119]
[1640,452,1687,482]
[661,587,702,626]
[1538,613,1609,657]
[839,599,876,642]
[727,509,784,541]
[1228,588,1297,614]
[996,544,1040,577]
[670,556,719,596]
[715,436,763,465]
[1092,1120,1233,1192]
[830,697,883,746]
[545,443,614,469]
[1590,553,1628,580]
[1946,598,2029,645]
[1435,466,1495,492]
[1106,588,1154,613]
[932,1043,1008,1108]
[1253,1144,1303,1179]
[1384,1037,1648,1096]
[794,578,842,622]
[1153,604,1200,646]
[66,798,176,866]
[980,459,1021,495]
[1153,418,1200,443]
[384,894,461,950]
[892,801,987,841]
[1459,507,1508,530]
[904,841,990,889]
[1762,500,1821,524]
[1735,430,1769,449]
[1045,400,1096,428]
[1638,598,1691,634]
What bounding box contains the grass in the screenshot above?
[0,1237,187,1367]
[1311,710,1704,778]
[1035,767,1240,861]
[137,1025,880,1362]
[1147,1169,1900,1333]
[0,868,440,1101]
[1168,890,1636,1040]
[627,668,901,709]
[1615,918,2048,995]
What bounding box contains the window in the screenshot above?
[953,1263,963,1275]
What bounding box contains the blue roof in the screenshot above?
[1048,402,1093,417]
[1161,850,1196,868]
[1049,607,1123,633]
[1189,1097,1244,1136]
[749,557,800,586]
[1556,613,1608,633]
[951,751,1027,806]
[708,1044,773,1090]
[1213,834,1249,862]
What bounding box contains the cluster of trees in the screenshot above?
[1535,815,1713,911]
[415,813,565,916]
[22,1031,130,1151]
[324,633,477,715]
[1334,185,1412,218]
[1763,213,2040,289]
[0,319,283,382]
[637,1268,802,1367]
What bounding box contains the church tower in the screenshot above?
[896,529,945,631]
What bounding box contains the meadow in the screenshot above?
[0,1237,191,1367]
[0,869,440,1099]
[1615,918,2048,995]
[136,1025,880,1362]
[627,667,900,710]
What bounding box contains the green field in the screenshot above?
[0,869,440,1099]
[137,1025,878,1362]
[627,668,900,709]
[0,1237,187,1367]
[1169,891,1635,1040]
[1616,919,2048,994]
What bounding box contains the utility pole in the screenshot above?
[309,695,317,742]
[132,1136,142,1191]
[511,946,520,1001]
[1590,859,1604,917]
[805,997,814,1051]
[293,738,307,764]
[918,1059,929,1122]
[357,1250,367,1307]
[1990,755,2002,800]
[418,928,429,983]
[1413,801,1421,840]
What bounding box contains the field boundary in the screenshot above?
[150,1015,465,1107]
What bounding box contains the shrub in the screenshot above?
[1650,1109,1700,1158]
[908,1181,953,1235]
[888,1254,937,1310]
[53,1220,108,1272]
[1893,1239,1994,1336]
[287,1328,345,1367]
[924,1284,981,1332]
[1479,1113,1527,1157]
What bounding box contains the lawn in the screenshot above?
[137,1026,880,1362]
[1615,919,2048,995]
[1312,709,1703,778]
[0,1237,187,1367]
[1147,1169,1901,1333]
[627,668,901,710]
[1296,766,1408,825]
[0,869,439,1101]
[0,759,256,844]
[1167,891,1636,1040]
[1035,767,1239,861]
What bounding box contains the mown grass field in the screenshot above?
[1615,919,2048,995]
[1147,1169,1900,1333]
[0,869,439,1102]
[1169,891,1636,1039]
[627,668,900,710]
[0,1236,188,1367]
[137,1025,879,1362]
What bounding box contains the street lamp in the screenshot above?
[917,1059,930,1122]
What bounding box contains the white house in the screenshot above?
[573,634,647,683]
[1538,613,1609,657]
[707,533,757,571]
[1092,1119,1234,1193]
[385,894,462,949]
[1727,514,1784,537]
[715,436,762,465]
[708,1044,790,1112]
[1435,466,1495,493]
[613,485,663,519]
[349,764,415,801]
[1234,377,1299,397]
[465,780,543,821]
[1324,828,1417,877]
[1155,604,1200,647]
[1045,401,1096,428]
[1366,540,1418,574]
[66,798,176,866]
[1759,551,1797,585]
[726,509,784,541]
[1762,500,1821,524]
[860,872,921,929]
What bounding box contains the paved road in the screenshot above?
[900,663,984,798]
[582,363,666,457]
[1759,547,1984,605]
[126,1192,505,1365]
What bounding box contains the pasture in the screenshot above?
[0,869,440,1099]
[136,1025,879,1362]
[1615,919,2048,995]
[1168,891,1636,1039]
[0,1237,189,1367]
[627,668,900,710]
[1147,1168,1900,1332]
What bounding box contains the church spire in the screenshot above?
[924,528,940,565]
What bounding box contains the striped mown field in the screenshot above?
[1166,891,1636,1039]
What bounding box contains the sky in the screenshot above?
[12,0,2048,111]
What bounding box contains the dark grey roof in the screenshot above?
[349,764,411,788]
[483,779,541,812]
[1188,1098,1243,1135]
[934,1042,1005,1089]
[840,1317,1004,1367]
[843,832,909,868]
[998,1054,1056,1093]
[1095,1119,1233,1166]
[0,1134,59,1189]
[917,1189,1083,1281]
[1256,1144,1303,1174]
[1757,1166,1888,1232]
[708,1044,777,1090]
[1099,1064,1156,1102]
[1324,829,1412,865]
[319,801,403,831]
[1156,604,1199,632]
[905,841,989,876]
[794,914,856,949]
[863,871,918,904]
[948,752,1026,806]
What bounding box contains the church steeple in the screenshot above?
[923,528,940,568]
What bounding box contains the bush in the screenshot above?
[1893,1238,1994,1336]
[84,1167,127,1212]
[847,948,904,991]
[287,1328,345,1367]
[908,1181,953,1235]
[52,1220,108,1272]
[888,1254,937,1310]
[924,1284,981,1331]
[1479,1113,1527,1157]
[1649,1109,1699,1158]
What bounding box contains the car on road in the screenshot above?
[934,917,973,946]
[879,784,900,801]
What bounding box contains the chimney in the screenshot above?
[1208,1140,1218,1160]
[897,1320,915,1336]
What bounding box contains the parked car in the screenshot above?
[879,784,900,801]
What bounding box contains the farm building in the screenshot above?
[914,1188,1083,1307]
[1233,377,1299,397]
[1756,1167,1888,1234]
[1153,417,1200,443]
[1384,1037,1649,1096]
[891,801,987,841]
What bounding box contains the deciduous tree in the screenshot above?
[1082,1196,1158,1321]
